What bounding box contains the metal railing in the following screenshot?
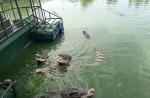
[32,6,62,24]
[0,14,35,42]
[0,0,63,41]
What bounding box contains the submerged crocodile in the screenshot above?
[34,53,49,63]
[39,88,95,98]
[36,65,59,74]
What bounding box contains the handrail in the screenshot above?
[0,6,62,35]
[25,15,61,34]
[0,15,34,42]
[24,18,51,33]
[41,8,62,19]
[32,6,62,19]
[0,6,62,21]
[32,6,63,29]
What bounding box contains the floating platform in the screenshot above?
[31,21,64,41]
[0,0,63,64]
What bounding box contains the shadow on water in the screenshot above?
[0,33,65,98]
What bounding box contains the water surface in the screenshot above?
[1,0,150,98]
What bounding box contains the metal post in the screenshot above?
[38,6,40,18]
[0,15,7,37]
[31,0,37,18]
[43,10,46,21]
[39,0,45,21]
[26,8,30,20]
[39,0,42,8]
[49,12,51,18]
[32,0,37,16]
[0,3,8,37]
[7,10,11,20]
[26,7,31,29]
[0,17,4,28]
[29,0,34,17]
[14,0,23,25]
[10,0,16,20]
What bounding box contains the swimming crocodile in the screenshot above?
[57,54,72,65]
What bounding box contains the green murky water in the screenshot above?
[1,0,150,98]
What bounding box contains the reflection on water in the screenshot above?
[129,0,150,6]
[69,0,94,7]
[68,0,150,8]
[107,0,118,4]
[106,0,150,5]
[80,0,94,7]
[106,0,150,6]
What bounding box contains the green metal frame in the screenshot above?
[0,0,63,41]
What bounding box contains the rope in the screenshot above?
[1,83,13,98]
